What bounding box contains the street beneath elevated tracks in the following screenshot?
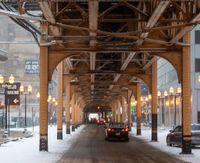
[57,124,185,163]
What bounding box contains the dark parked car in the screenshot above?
[105,122,129,141]
[166,124,200,147]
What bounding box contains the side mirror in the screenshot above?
[169,130,173,133]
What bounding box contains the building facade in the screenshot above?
[157,25,200,127]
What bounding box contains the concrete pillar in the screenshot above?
[136,83,141,135]
[65,78,70,134]
[72,93,75,131]
[121,97,125,123]
[151,61,158,141]
[181,32,192,154]
[39,23,49,151]
[118,100,121,122]
[57,62,63,139]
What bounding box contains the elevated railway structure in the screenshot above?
[0,0,200,154]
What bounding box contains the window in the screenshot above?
[195,30,200,44]
[174,126,182,132]
[198,111,200,123]
[195,59,200,72]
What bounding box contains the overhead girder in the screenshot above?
[2,0,198,109]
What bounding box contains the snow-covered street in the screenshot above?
[131,126,200,163]
[0,125,200,163]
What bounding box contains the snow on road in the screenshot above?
[1,124,200,163]
[0,125,84,163]
[131,126,200,163]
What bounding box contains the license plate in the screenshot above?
[115,133,120,136]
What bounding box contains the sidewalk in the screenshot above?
[0,128,33,145]
[131,125,200,163]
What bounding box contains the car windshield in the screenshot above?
[192,124,200,130]
[109,123,126,128]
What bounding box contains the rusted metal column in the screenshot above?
[57,62,63,139]
[39,23,49,151]
[65,77,71,134]
[115,102,117,122]
[127,90,132,131]
[121,97,125,123]
[151,61,158,141]
[181,32,192,154]
[118,100,121,122]
[72,93,76,131]
[136,83,141,135]
[74,97,77,128]
[112,103,116,122]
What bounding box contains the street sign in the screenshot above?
[3,82,20,106]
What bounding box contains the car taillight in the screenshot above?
[122,128,129,132]
[108,128,111,132]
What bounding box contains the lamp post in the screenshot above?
[163,90,168,127]
[0,74,15,137]
[174,87,181,127]
[20,84,32,132]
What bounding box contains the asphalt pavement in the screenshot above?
[57,124,186,163]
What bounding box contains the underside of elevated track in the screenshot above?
[0,0,199,154]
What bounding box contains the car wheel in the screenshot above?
[105,137,109,141]
[166,136,172,146]
[126,138,129,142]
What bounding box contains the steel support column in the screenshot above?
[57,62,63,139]
[65,78,71,134]
[118,100,121,122]
[121,97,125,123]
[181,32,192,154]
[136,83,141,135]
[113,102,116,122]
[39,23,49,151]
[127,90,132,131]
[72,93,75,131]
[151,61,158,141]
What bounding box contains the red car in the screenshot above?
[105,122,129,141]
[97,118,106,125]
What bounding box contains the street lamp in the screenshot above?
[0,74,15,137]
[20,84,32,132]
[168,86,181,128]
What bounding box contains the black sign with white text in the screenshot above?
[2,82,20,105]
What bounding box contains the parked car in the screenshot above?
[166,124,200,147]
[105,122,129,141]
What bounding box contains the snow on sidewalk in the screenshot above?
[0,125,84,163]
[131,126,200,163]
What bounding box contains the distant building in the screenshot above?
[157,25,200,127]
[0,15,57,128]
